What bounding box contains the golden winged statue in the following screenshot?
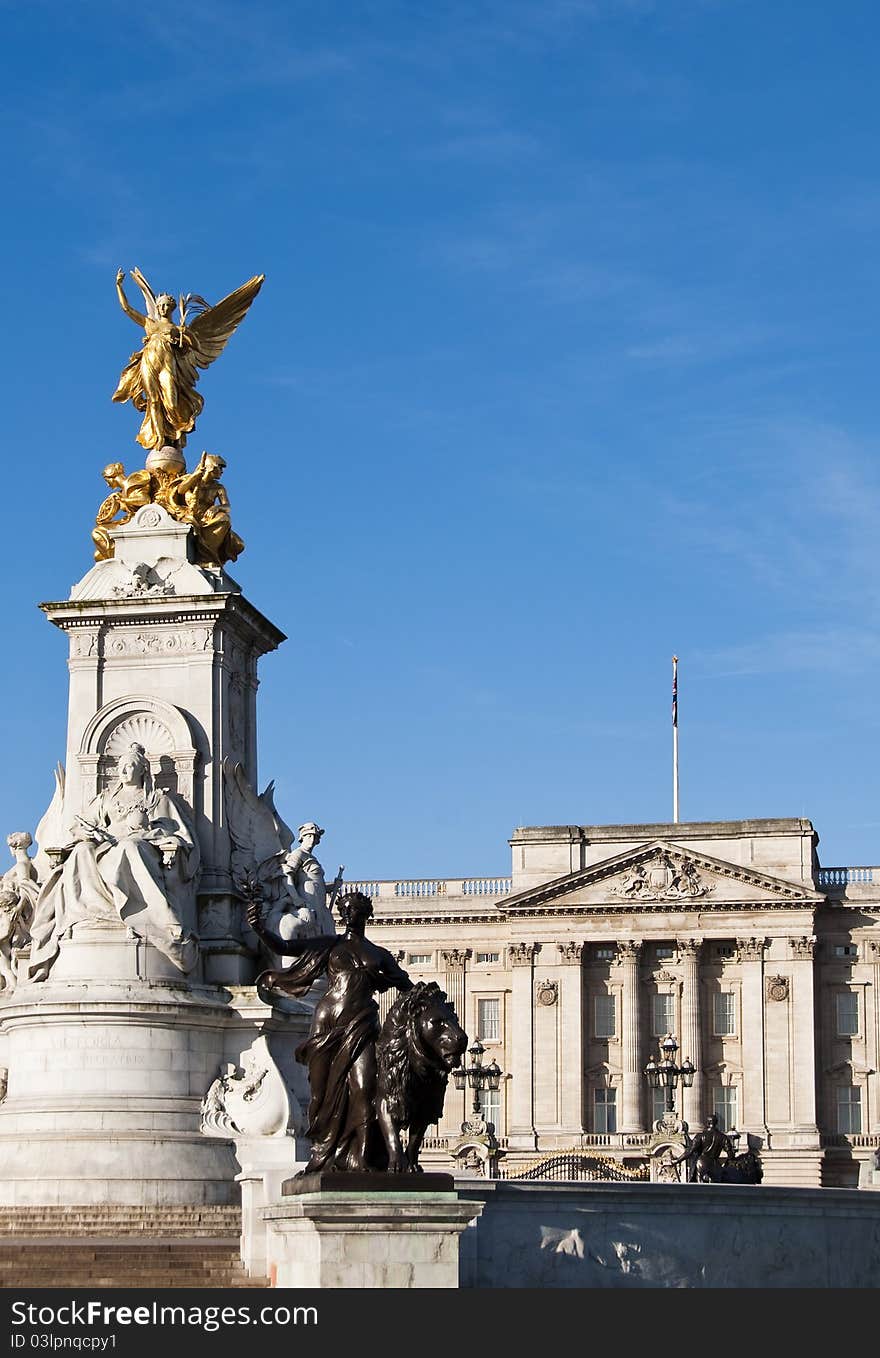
[112,267,264,452]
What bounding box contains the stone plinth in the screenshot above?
[0,928,237,1206]
[263,1181,482,1289]
[0,926,312,1206]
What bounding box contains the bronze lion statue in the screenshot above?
[375,981,468,1172]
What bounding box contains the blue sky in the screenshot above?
[2,0,880,879]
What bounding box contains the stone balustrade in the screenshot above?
[343,877,513,900]
[817,867,876,886]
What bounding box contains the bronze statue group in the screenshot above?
[249,890,467,1174]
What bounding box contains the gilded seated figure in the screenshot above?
[166,452,244,564]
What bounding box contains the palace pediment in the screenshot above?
[501,840,824,915]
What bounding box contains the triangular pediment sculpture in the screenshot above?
[501,840,825,915]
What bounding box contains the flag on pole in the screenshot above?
[672,654,680,823]
[672,655,678,728]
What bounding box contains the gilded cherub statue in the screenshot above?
[112,267,264,452]
[91,461,153,561]
[167,452,244,564]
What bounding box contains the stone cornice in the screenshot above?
[369,897,820,927]
[41,593,286,654]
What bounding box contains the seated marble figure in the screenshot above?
[28,743,199,980]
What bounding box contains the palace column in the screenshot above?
[557,941,585,1136]
[737,936,768,1137]
[679,938,704,1128]
[508,942,539,1150]
[789,936,820,1138]
[870,941,880,1134]
[618,940,645,1134]
[441,948,469,1024]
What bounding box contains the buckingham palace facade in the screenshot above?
[353,817,880,1188]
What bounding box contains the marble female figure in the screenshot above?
[248,890,412,1173]
[28,744,200,980]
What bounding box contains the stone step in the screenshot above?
[0,1206,241,1238]
[0,1242,267,1290]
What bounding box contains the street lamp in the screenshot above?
[645,1034,695,1116]
[453,1039,503,1127]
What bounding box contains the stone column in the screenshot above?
[618,941,645,1134]
[508,942,539,1150]
[440,949,470,1134]
[440,949,469,1024]
[737,937,768,1137]
[378,952,406,1026]
[557,942,585,1135]
[678,938,704,1129]
[870,941,880,1134]
[789,936,820,1139]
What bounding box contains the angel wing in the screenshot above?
[33,763,66,881]
[129,267,159,321]
[223,757,291,887]
[257,780,294,853]
[189,275,265,369]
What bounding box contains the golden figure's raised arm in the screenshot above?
[115,269,146,328]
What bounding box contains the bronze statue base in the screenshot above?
[282,1171,456,1196]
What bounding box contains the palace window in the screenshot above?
[477,997,501,1042]
[712,1086,738,1132]
[836,992,859,1037]
[476,952,500,964]
[834,944,858,959]
[407,953,432,966]
[595,946,616,962]
[481,1086,501,1133]
[651,1088,668,1127]
[836,1085,862,1135]
[655,946,675,961]
[594,994,616,1038]
[652,993,674,1037]
[713,992,736,1036]
[594,1087,617,1134]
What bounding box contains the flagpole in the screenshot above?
[672,655,679,824]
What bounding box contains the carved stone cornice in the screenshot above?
[557,941,584,965]
[737,937,767,961]
[617,941,642,963]
[790,936,817,960]
[508,942,539,967]
[440,948,471,970]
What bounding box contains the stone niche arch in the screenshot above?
[79,695,198,806]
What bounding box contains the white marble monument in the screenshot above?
[0,499,321,1205]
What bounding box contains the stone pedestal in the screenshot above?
[235,1139,310,1277]
[0,925,312,1205]
[263,1178,482,1288]
[0,927,238,1205]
